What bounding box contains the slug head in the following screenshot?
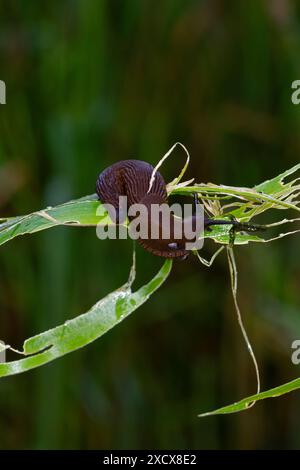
[131,193,191,259]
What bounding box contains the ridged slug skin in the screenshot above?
[96,160,193,259]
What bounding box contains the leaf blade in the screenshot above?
[198,377,300,417]
[0,259,172,377]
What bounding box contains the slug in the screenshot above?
[96,160,263,259]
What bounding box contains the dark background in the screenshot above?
[1,0,300,449]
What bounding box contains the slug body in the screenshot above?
[96,160,197,258]
[96,160,265,259]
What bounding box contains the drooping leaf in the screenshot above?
[0,259,172,377]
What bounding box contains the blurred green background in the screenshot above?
[1,0,300,450]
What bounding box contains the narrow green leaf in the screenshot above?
[0,196,110,247]
[199,377,300,417]
[0,259,172,377]
[1,163,300,249]
[255,163,300,194]
[172,184,300,212]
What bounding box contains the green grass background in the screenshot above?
[1,0,300,449]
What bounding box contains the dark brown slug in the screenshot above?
[96,160,263,259]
